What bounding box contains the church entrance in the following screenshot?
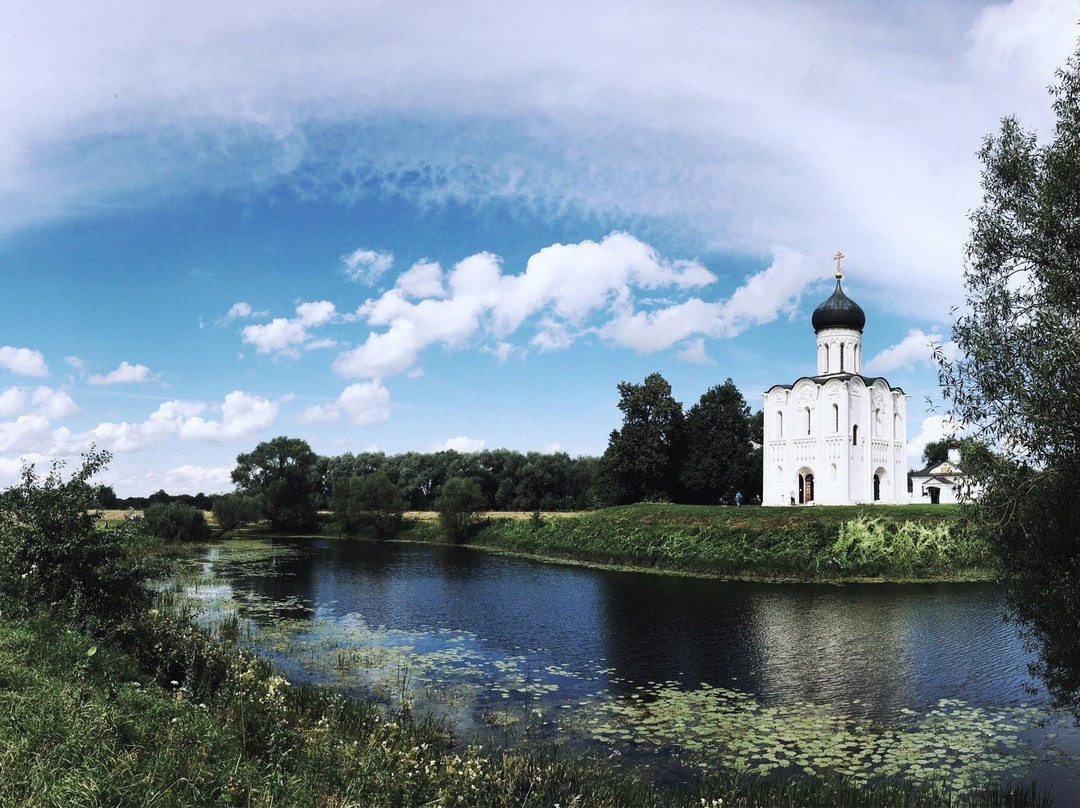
[799,471,814,504]
[873,474,881,501]
[928,486,941,505]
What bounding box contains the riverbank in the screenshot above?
[400,503,996,582]
[3,608,1042,808]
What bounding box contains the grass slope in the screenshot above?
[456,503,993,581]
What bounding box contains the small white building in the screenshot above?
[762,256,908,506]
[910,448,976,505]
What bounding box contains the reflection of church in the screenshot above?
[762,254,908,506]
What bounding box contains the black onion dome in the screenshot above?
[812,278,865,333]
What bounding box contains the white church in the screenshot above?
[762,254,908,505]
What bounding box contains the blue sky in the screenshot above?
[0,0,1075,496]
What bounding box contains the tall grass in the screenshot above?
[462,504,994,580]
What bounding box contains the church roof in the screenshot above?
[812,277,865,333]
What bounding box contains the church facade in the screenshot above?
[762,255,908,505]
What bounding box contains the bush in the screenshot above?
[0,449,150,634]
[330,471,406,539]
[142,502,212,542]
[434,477,487,543]
[211,493,262,533]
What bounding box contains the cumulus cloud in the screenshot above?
[677,338,711,364]
[0,346,48,377]
[178,391,280,443]
[431,436,486,453]
[0,385,79,422]
[907,414,965,462]
[87,360,156,385]
[865,329,948,374]
[56,390,278,454]
[299,381,392,425]
[225,301,268,321]
[331,237,827,376]
[161,464,234,493]
[241,300,338,357]
[342,248,394,283]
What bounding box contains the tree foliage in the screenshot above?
[331,471,406,539]
[939,42,1080,717]
[0,449,149,633]
[597,372,686,504]
[434,477,487,543]
[681,379,754,505]
[211,493,263,534]
[142,502,212,543]
[231,436,322,533]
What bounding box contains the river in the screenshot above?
[175,538,1080,800]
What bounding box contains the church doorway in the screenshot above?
[798,471,814,504]
[928,486,941,505]
[873,473,881,501]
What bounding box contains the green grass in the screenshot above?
[0,610,1049,807]
[456,503,992,581]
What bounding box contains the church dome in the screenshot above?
[812,277,865,333]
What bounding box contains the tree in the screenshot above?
[0,449,149,634]
[212,493,263,534]
[681,379,753,505]
[331,471,406,539]
[232,436,322,533]
[434,477,487,543]
[596,372,686,505]
[143,502,212,543]
[938,42,1080,717]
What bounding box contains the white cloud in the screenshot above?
[907,415,964,462]
[397,260,446,298]
[431,436,486,453]
[335,233,728,377]
[161,464,234,494]
[241,300,338,357]
[865,329,941,374]
[0,414,52,452]
[65,356,86,372]
[0,346,48,377]
[87,360,155,386]
[225,301,267,321]
[299,381,392,426]
[178,391,280,443]
[677,338,711,364]
[0,388,26,418]
[342,248,394,283]
[30,386,79,420]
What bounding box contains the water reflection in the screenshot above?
[177,538,1080,796]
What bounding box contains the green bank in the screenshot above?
[405,504,995,582]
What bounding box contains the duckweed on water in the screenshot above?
[168,539,1073,800]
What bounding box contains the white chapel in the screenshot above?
[762,254,908,506]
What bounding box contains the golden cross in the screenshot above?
[834,251,844,279]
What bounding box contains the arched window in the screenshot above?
[852,424,859,446]
[873,408,881,437]
[804,407,811,435]
[831,403,839,433]
[776,410,783,437]
[824,343,830,371]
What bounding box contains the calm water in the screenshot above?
[179,539,1080,799]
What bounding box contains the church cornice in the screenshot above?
[765,373,906,395]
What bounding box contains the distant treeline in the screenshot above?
[97,448,599,514]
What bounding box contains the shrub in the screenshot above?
[142,502,212,542]
[211,493,262,533]
[0,449,150,634]
[434,477,487,543]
